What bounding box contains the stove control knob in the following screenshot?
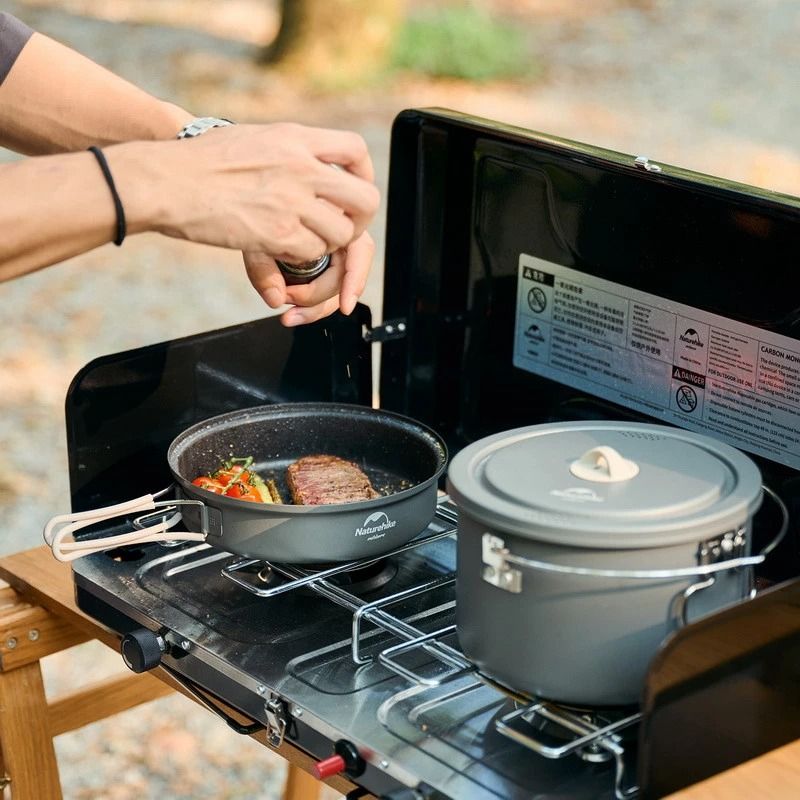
[312,754,346,780]
[121,628,166,673]
[312,739,365,780]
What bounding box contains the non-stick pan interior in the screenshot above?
[168,403,448,503]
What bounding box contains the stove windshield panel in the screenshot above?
[382,109,800,450]
[65,307,372,513]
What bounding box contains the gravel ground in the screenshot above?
[1,1,799,798]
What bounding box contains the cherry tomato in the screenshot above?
[225,482,263,502]
[192,477,227,494]
[214,463,252,486]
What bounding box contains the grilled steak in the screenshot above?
[287,455,380,505]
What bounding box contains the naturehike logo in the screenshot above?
[524,323,545,343]
[550,488,604,503]
[679,328,704,348]
[355,511,397,539]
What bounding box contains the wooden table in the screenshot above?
[3,547,800,800]
[0,546,373,800]
[663,738,800,799]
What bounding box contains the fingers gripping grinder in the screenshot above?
[276,162,344,284]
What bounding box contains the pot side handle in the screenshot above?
[481,486,789,599]
[43,495,205,562]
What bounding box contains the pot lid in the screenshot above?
[446,421,763,548]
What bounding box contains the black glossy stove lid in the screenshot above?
[379,108,800,455]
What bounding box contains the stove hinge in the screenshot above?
[363,318,408,343]
[633,155,663,173]
[264,692,289,747]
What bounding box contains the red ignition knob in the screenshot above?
[313,754,346,780]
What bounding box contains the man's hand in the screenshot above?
[243,230,376,326]
[120,123,380,258]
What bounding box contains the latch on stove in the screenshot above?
[264,693,289,747]
[363,317,407,343]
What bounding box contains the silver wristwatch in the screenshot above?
[177,117,235,139]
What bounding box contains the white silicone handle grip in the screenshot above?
[43,495,204,562]
[569,445,640,483]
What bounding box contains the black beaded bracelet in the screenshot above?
[88,146,126,246]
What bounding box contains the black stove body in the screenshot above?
[68,110,800,799]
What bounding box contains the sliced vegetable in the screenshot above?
[192,456,279,504]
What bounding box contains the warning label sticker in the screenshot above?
[513,255,800,468]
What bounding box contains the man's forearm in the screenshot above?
[0,150,126,280]
[0,21,197,281]
[0,31,193,154]
[0,14,379,325]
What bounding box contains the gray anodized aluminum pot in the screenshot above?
[446,421,763,707]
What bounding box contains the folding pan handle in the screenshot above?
[43,494,205,562]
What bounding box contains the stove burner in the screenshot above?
[478,670,639,722]
[543,699,641,738]
[475,670,640,764]
[517,704,636,763]
[220,526,456,600]
[255,557,399,594]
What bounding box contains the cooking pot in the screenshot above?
[446,421,786,707]
[45,403,448,564]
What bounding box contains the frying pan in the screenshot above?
[45,403,448,564]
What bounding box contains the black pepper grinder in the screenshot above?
[275,253,332,285]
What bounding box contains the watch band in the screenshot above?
[177,117,235,139]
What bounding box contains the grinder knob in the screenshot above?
[121,628,166,673]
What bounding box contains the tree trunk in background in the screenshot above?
[262,0,407,86]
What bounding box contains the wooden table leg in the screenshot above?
[0,661,63,800]
[0,552,377,800]
[0,581,172,800]
[281,763,322,800]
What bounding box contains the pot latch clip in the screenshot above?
[482,533,523,593]
[698,527,748,566]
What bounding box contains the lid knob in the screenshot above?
[569,445,640,483]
